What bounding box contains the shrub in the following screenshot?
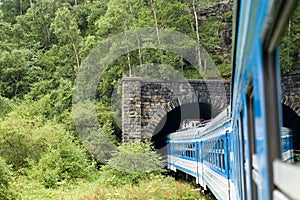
[0,157,16,200]
[31,133,96,188]
[0,115,49,169]
[100,141,165,186]
[0,96,13,118]
[82,122,119,165]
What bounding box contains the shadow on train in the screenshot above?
[151,102,223,153]
[282,104,300,153]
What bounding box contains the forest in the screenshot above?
[0,0,299,199]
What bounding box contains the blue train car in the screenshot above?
[231,0,300,199]
[168,0,300,199]
[167,111,296,199]
[281,127,294,163]
[167,107,232,199]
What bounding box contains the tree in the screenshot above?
[51,6,82,70]
[0,49,42,98]
[16,0,58,49]
[280,4,300,73]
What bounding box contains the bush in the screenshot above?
[0,115,49,169]
[82,122,119,165]
[100,141,165,186]
[30,133,96,188]
[0,96,13,118]
[0,157,16,200]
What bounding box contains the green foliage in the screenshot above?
[0,113,49,169]
[0,97,78,170]
[26,132,96,188]
[100,141,164,186]
[0,96,13,118]
[295,150,300,162]
[0,157,16,200]
[280,4,300,73]
[12,174,206,200]
[0,0,236,198]
[218,63,232,79]
[82,124,118,165]
[83,175,204,200]
[0,48,42,98]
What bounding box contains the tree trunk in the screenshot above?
[192,0,202,72]
[72,43,80,70]
[129,2,142,73]
[151,0,161,45]
[124,28,132,77]
[19,0,22,15]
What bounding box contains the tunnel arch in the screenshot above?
[150,102,220,151]
[141,95,226,155]
[281,95,300,117]
[143,95,227,139]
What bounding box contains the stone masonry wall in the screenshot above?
[281,72,300,115]
[122,77,231,142]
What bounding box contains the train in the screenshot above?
[167,0,300,199]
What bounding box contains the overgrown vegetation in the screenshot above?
[100,141,165,186]
[0,157,16,200]
[280,3,300,73]
[1,0,299,198]
[13,174,211,200]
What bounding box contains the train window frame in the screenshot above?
[262,0,299,198]
[217,140,221,169]
[246,79,258,200]
[221,139,225,171]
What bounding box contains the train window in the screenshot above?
[215,140,219,167]
[210,141,213,164]
[208,142,210,163]
[262,1,300,198]
[221,139,225,171]
[212,141,215,166]
[214,141,216,166]
[246,80,258,199]
[218,140,221,169]
[279,3,300,164]
[208,142,211,163]
[227,137,230,171]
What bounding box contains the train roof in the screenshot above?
[168,106,231,141]
[200,106,231,135]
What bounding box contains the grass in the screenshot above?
[12,174,214,200]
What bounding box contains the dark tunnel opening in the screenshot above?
[282,104,300,152]
[151,102,223,155]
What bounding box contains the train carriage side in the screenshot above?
[232,0,300,199]
[167,128,200,183]
[200,118,232,200]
